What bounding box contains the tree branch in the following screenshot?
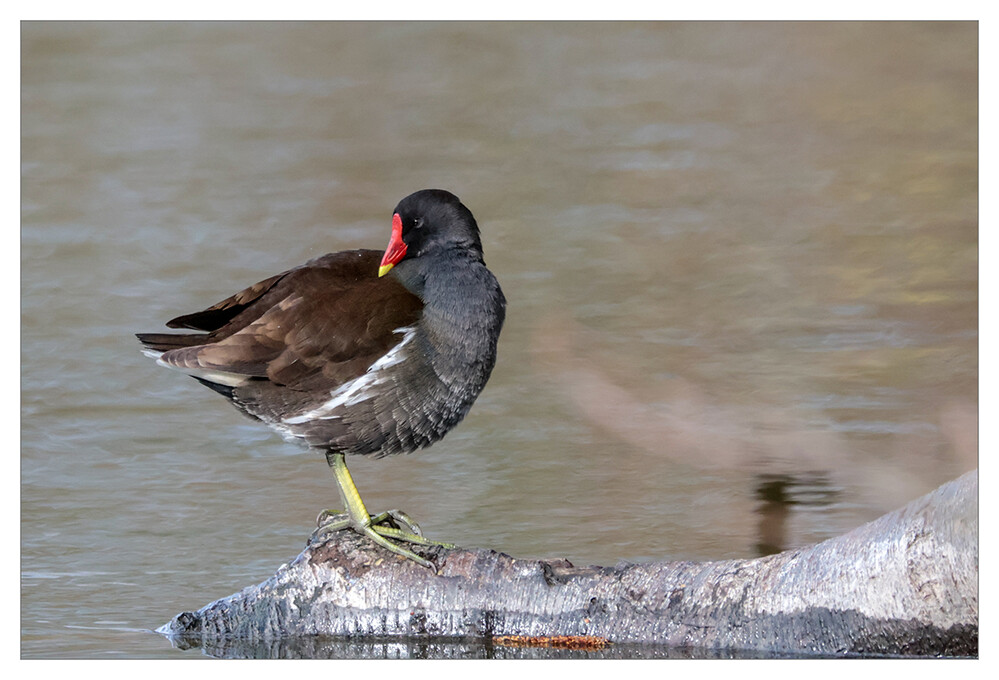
[159,470,978,658]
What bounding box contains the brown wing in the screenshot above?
[135,272,287,352]
[165,272,286,331]
[138,250,423,391]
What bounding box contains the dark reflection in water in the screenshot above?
[162,633,813,660]
[753,473,839,556]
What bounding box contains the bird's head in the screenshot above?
[378,189,482,277]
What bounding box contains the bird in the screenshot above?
[137,189,506,570]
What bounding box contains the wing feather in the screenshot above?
[138,250,422,392]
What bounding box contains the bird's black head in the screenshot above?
[378,189,483,277]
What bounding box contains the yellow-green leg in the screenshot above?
[312,451,453,571]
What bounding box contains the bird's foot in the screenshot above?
[316,507,424,536]
[311,507,455,572]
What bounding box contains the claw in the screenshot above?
[316,508,347,527]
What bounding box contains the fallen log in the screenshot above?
[159,469,978,658]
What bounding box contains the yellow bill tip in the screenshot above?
[378,263,394,278]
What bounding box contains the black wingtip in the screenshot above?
[192,376,236,399]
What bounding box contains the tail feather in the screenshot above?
[192,376,237,399]
[135,332,208,352]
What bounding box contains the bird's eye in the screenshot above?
[412,218,424,230]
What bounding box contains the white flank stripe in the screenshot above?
[282,326,416,425]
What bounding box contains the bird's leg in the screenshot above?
[312,451,453,570]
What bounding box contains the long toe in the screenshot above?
[357,524,437,571]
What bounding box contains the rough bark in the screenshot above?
[159,470,978,658]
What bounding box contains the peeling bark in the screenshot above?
[159,470,977,658]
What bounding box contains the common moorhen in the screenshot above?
[137,189,506,570]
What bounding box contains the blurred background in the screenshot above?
[21,22,977,658]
